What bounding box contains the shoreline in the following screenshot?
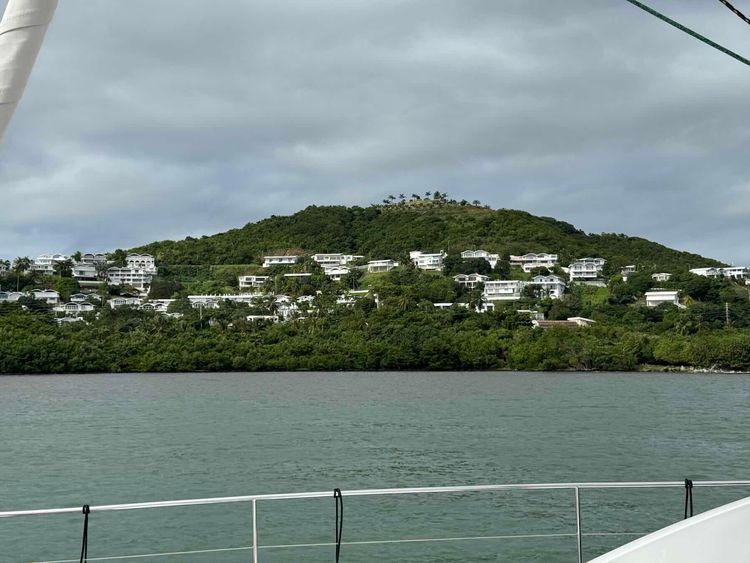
[2,366,749,376]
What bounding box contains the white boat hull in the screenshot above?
[591,495,750,562]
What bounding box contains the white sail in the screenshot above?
[0,0,57,140]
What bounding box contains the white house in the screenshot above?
[72,262,97,280]
[721,266,750,280]
[569,257,606,281]
[107,268,154,291]
[188,294,262,308]
[510,253,559,273]
[0,291,24,302]
[461,250,499,268]
[31,289,60,305]
[410,250,446,271]
[80,253,107,264]
[645,290,680,308]
[126,254,157,273]
[528,275,566,299]
[238,275,269,289]
[367,259,398,273]
[283,272,313,280]
[652,272,672,282]
[325,267,350,281]
[533,317,595,329]
[483,280,526,301]
[69,293,88,303]
[54,302,95,315]
[453,273,489,289]
[32,253,70,276]
[312,254,364,268]
[621,265,636,282]
[109,297,142,308]
[140,299,175,313]
[263,255,299,268]
[690,267,722,278]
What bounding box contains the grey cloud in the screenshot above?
[1,0,748,262]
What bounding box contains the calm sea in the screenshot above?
[2,372,750,562]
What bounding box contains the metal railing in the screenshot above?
[3,480,750,562]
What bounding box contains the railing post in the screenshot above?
[575,487,583,563]
[252,499,259,563]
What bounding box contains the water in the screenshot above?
[1,372,750,562]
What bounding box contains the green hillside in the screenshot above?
[133,201,722,272]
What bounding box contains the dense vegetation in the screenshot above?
[3,197,747,374]
[3,263,750,374]
[132,197,722,274]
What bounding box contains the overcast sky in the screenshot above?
[1,0,749,264]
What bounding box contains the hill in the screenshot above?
[132,201,722,273]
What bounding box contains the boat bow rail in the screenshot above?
[3,480,750,562]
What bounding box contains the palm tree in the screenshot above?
[12,256,31,291]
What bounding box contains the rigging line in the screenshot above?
[623,0,750,67]
[717,0,750,27]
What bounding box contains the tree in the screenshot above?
[53,259,73,278]
[55,277,80,301]
[109,249,127,267]
[494,260,511,279]
[12,256,31,291]
[72,251,82,262]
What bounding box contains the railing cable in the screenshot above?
[79,505,90,563]
[623,0,750,67]
[717,0,750,26]
[333,488,343,562]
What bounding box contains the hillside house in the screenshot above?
[621,265,636,282]
[263,255,299,268]
[188,294,261,308]
[32,253,69,276]
[367,259,398,273]
[109,297,142,308]
[80,253,107,264]
[410,250,446,271]
[483,280,525,301]
[569,257,606,281]
[126,254,157,273]
[533,317,595,329]
[721,266,750,280]
[72,262,97,281]
[31,289,60,305]
[239,275,269,289]
[690,267,721,278]
[454,273,489,289]
[510,253,558,273]
[325,267,350,281]
[461,250,499,268]
[528,275,566,299]
[645,290,680,308]
[140,299,175,313]
[312,254,364,268]
[652,273,672,282]
[107,268,154,291]
[54,302,95,315]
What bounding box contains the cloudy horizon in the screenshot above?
[1,0,749,264]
